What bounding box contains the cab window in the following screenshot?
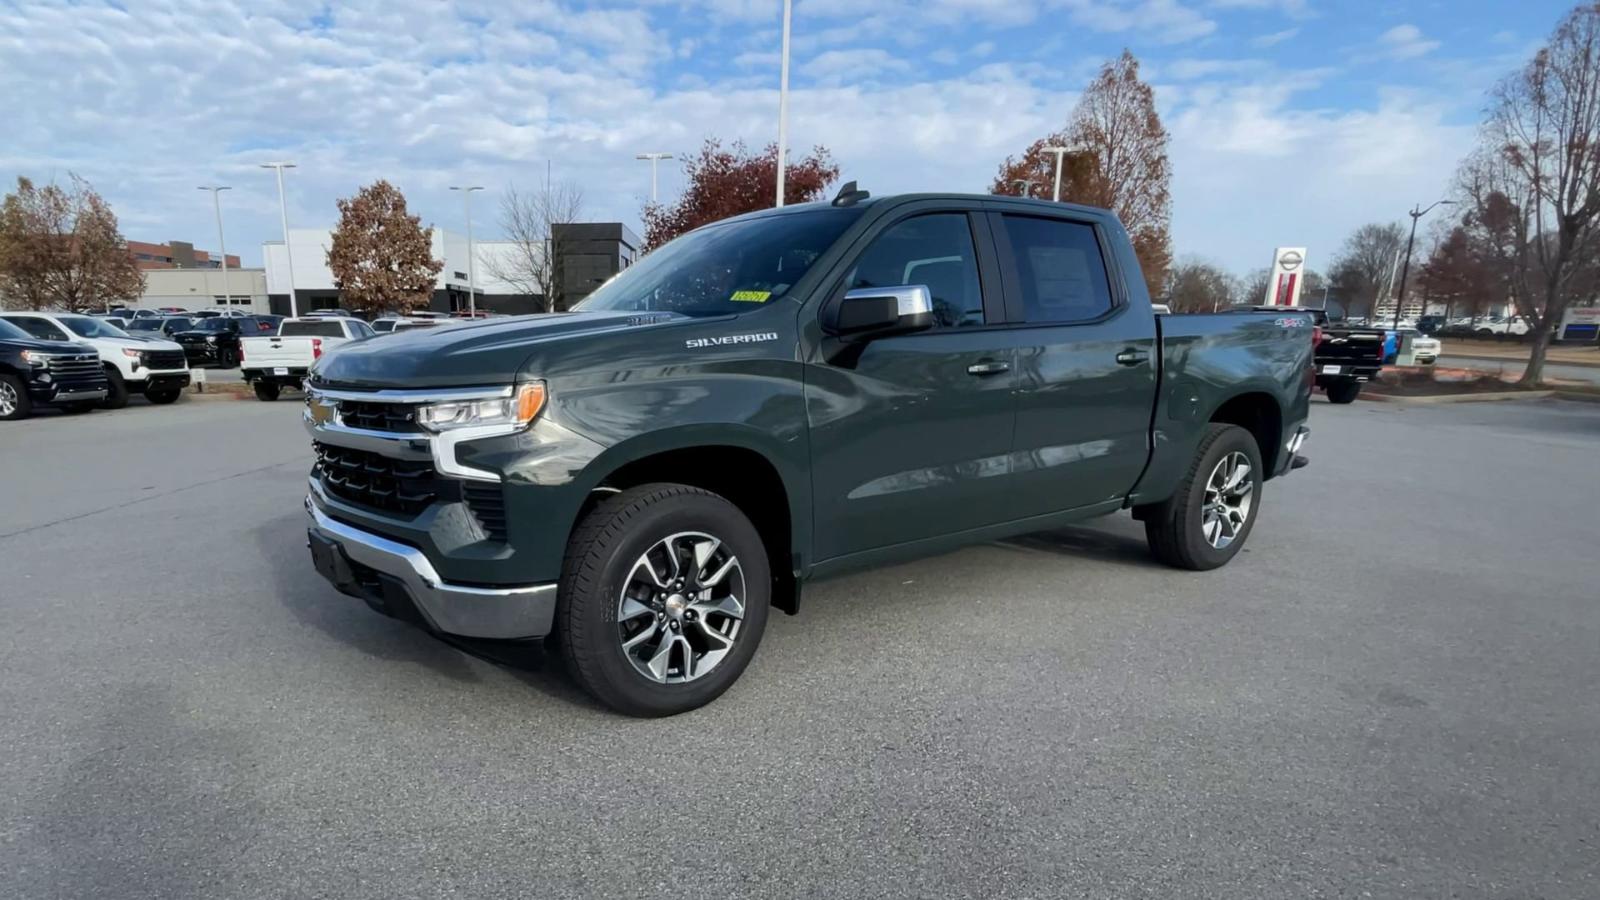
[846,213,984,328]
[998,215,1116,324]
[9,316,70,340]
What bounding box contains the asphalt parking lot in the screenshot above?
[3,396,1598,898]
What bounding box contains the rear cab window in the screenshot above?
[279,320,347,338]
[995,215,1117,324]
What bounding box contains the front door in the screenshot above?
[805,210,1019,561]
[989,211,1158,516]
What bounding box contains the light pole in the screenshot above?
[450,186,484,317]
[1041,145,1087,202]
[635,153,672,203]
[197,186,231,305]
[774,0,792,207]
[1393,199,1456,332]
[260,162,298,317]
[1010,179,1042,198]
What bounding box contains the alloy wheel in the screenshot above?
[1201,451,1254,550]
[617,531,745,684]
[0,381,17,416]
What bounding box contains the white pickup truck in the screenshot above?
[240,317,375,401]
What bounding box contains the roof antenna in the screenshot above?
[831,180,870,207]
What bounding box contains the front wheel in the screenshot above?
[1141,423,1263,571]
[218,347,239,368]
[101,366,129,409]
[0,374,33,420]
[145,388,182,404]
[556,483,771,717]
[1324,380,1361,404]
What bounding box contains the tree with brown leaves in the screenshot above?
[642,139,839,251]
[0,174,145,312]
[326,180,442,317]
[992,50,1173,296]
[1164,258,1237,313]
[1469,2,1600,383]
[1418,226,1494,322]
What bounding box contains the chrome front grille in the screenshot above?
[338,399,419,433]
[44,354,106,389]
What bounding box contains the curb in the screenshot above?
[1361,390,1556,405]
[1554,390,1600,404]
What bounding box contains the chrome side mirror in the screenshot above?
[833,284,935,337]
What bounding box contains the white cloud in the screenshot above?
[0,0,1491,279]
[1377,24,1440,60]
[1251,27,1299,48]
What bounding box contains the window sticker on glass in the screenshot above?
[729,290,771,303]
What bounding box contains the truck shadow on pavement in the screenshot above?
[997,519,1163,570]
[251,511,602,710]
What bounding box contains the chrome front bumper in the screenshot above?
[305,496,557,640]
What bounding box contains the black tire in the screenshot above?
[145,388,182,404]
[219,347,239,368]
[253,382,281,402]
[1324,380,1361,404]
[557,483,771,717]
[1142,423,1264,571]
[101,366,129,409]
[0,374,33,420]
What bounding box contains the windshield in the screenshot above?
[191,318,234,333]
[574,207,862,317]
[0,318,30,340]
[126,319,163,332]
[61,316,130,339]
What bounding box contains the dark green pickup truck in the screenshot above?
[302,193,1313,716]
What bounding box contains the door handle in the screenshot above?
[1115,348,1150,366]
[966,360,1011,376]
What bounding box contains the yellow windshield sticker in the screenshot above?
[729,290,771,303]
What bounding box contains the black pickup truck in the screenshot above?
[0,318,108,420]
[301,192,1315,716]
[1249,306,1386,403]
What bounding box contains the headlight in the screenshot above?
[205,336,218,344]
[122,348,144,359]
[416,383,545,433]
[20,350,47,366]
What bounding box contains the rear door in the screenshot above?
[805,206,1020,560]
[988,210,1158,517]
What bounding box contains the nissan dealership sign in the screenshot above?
[1263,246,1309,307]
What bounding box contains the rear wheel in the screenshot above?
[1142,423,1263,571]
[0,375,32,420]
[557,483,771,717]
[101,366,129,409]
[253,382,281,402]
[145,388,182,404]
[1324,380,1361,404]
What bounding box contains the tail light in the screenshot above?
[238,342,245,363]
[312,338,323,360]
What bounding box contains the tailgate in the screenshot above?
[242,336,316,368]
[1316,330,1385,369]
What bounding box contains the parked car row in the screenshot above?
[0,311,191,412]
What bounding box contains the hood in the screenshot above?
[310,310,694,388]
[1,336,97,355]
[103,334,183,352]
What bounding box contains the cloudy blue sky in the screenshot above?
[0,0,1575,275]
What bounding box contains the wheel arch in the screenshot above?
[1207,391,1282,477]
[575,429,807,614]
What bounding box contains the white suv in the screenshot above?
[0,312,191,408]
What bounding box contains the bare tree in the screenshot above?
[485,181,584,313]
[1475,2,1600,383]
[1164,258,1237,312]
[1329,222,1406,318]
[0,174,144,312]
